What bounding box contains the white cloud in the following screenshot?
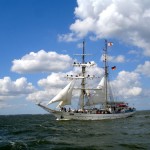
[59,0,150,56]
[38,72,67,89]
[110,70,142,98]
[101,54,125,63]
[0,77,35,100]
[58,33,78,42]
[27,90,53,103]
[70,17,96,38]
[135,61,150,77]
[11,50,73,74]
[111,55,125,63]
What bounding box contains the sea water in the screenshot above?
[0,110,150,150]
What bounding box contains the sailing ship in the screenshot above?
[38,40,136,120]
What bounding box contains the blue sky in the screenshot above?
[0,0,150,115]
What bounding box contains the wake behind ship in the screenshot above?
[37,40,136,120]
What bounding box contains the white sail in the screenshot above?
[97,77,105,89]
[47,80,75,107]
[88,90,106,105]
[85,77,106,106]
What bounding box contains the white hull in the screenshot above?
[38,104,136,120]
[54,111,135,120]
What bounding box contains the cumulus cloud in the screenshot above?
[58,33,79,42]
[59,0,150,56]
[101,54,125,63]
[0,77,35,100]
[38,72,68,89]
[111,70,142,98]
[27,90,53,103]
[135,61,150,77]
[11,50,73,74]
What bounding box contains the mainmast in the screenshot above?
[81,41,86,109]
[71,41,94,109]
[104,40,109,108]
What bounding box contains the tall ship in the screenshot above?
[38,40,136,120]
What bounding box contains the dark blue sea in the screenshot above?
[0,111,150,150]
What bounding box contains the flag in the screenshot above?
[111,66,116,70]
[107,42,113,47]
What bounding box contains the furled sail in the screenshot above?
[47,80,75,107]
